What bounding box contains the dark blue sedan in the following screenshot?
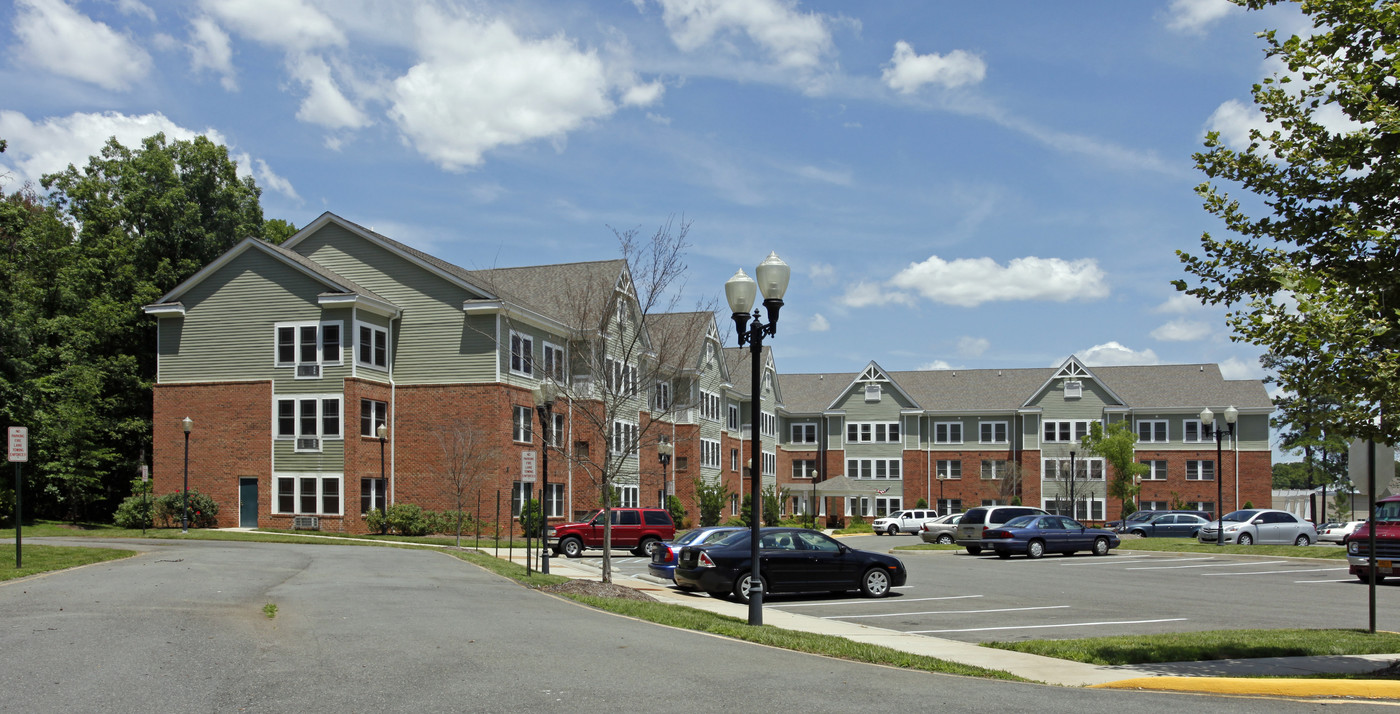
[648,526,744,586]
[978,515,1120,559]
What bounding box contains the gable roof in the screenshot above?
[647,311,721,374]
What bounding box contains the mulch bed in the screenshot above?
[540,579,656,601]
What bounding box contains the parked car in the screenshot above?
[673,527,907,603]
[1319,520,1365,544]
[1347,495,1400,582]
[976,514,1120,558]
[918,513,964,544]
[872,508,941,536]
[549,507,676,558]
[1107,509,1212,532]
[648,526,744,585]
[955,505,1049,554]
[1123,513,1209,538]
[1197,509,1316,546]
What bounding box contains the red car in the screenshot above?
[549,507,675,558]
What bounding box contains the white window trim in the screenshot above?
[846,457,903,480]
[791,423,817,444]
[979,420,1009,444]
[726,403,739,430]
[936,459,961,480]
[512,405,534,444]
[934,421,964,445]
[1136,419,1169,443]
[273,473,344,516]
[1183,419,1208,443]
[1041,457,1106,480]
[701,438,721,469]
[846,421,900,444]
[1141,459,1168,480]
[1043,419,1095,443]
[1186,460,1216,481]
[275,321,343,373]
[355,321,390,371]
[275,395,342,452]
[542,341,565,382]
[509,330,535,377]
[618,484,640,508]
[359,398,387,438]
[612,419,639,456]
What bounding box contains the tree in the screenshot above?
[1175,0,1400,445]
[695,477,728,527]
[1079,421,1151,524]
[434,419,494,547]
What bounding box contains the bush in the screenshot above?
[518,499,544,537]
[365,508,387,533]
[665,495,688,529]
[113,494,153,529]
[0,486,14,528]
[695,478,728,527]
[388,503,429,536]
[153,489,219,528]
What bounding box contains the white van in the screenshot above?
[954,505,1049,554]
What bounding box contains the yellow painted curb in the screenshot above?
[1091,676,1400,699]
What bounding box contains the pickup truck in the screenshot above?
[1346,494,1400,583]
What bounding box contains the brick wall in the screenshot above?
[152,381,271,529]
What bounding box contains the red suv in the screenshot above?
[549,507,676,558]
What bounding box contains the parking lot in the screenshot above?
[598,533,1400,643]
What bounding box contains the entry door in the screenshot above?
[239,478,258,528]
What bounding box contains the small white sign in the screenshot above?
[1349,439,1396,493]
[8,426,28,463]
[520,451,537,482]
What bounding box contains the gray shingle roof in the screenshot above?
[465,260,627,328]
[262,240,392,304]
[648,312,716,371]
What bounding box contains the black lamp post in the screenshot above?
[1068,450,1076,519]
[936,471,946,516]
[182,417,192,533]
[534,378,558,575]
[809,467,818,529]
[1200,405,1238,546]
[377,423,389,535]
[724,252,790,627]
[657,436,673,510]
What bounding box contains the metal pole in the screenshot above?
[539,403,551,575]
[13,462,20,568]
[495,490,500,558]
[380,434,388,535]
[1368,438,1377,633]
[182,429,190,533]
[1215,429,1224,546]
[747,314,764,626]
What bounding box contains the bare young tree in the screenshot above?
[434,420,494,547]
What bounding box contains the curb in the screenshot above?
[1091,676,1400,699]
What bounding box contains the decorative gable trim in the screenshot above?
[1023,355,1127,408]
[825,361,920,411]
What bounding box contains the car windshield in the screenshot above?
[1221,510,1258,522]
[1125,512,1155,522]
[1375,501,1400,522]
[1002,515,1038,528]
[674,529,708,545]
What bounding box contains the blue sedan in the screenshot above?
[648,526,744,586]
[978,515,1120,559]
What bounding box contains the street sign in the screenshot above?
[7,427,27,463]
[520,451,537,482]
[1349,439,1396,493]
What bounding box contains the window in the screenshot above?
[1141,500,1169,511]
[276,396,340,451]
[846,458,902,479]
[1043,458,1105,480]
[699,391,721,421]
[357,324,389,369]
[511,482,533,516]
[701,438,721,468]
[874,497,901,516]
[725,403,739,430]
[936,498,963,515]
[981,499,1005,507]
[548,413,565,448]
[654,381,671,411]
[542,483,564,518]
[1190,501,1215,514]
[763,451,776,476]
[359,399,387,437]
[542,342,565,381]
[792,459,818,479]
[618,485,639,508]
[760,411,776,437]
[936,459,961,479]
[606,358,637,396]
[1043,420,1094,442]
[360,478,386,515]
[274,474,341,515]
[934,422,963,444]
[675,456,689,470]
[513,405,533,443]
[510,331,534,376]
[981,459,1011,480]
[276,322,341,373]
[730,448,739,472]
[1136,420,1168,443]
[730,494,740,516]
[1186,460,1215,481]
[611,419,638,456]
[846,422,900,443]
[1045,497,1104,521]
[791,423,817,444]
[1141,459,1167,480]
[979,421,1008,443]
[1183,419,1206,443]
[574,440,590,460]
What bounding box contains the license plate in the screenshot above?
[1381,560,1392,573]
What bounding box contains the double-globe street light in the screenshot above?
[377,423,389,535]
[534,378,558,575]
[724,251,790,627]
[657,436,673,510]
[1200,405,1238,546]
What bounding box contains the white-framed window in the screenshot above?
[606,358,638,396]
[846,422,900,444]
[792,459,818,479]
[934,422,963,444]
[1043,420,1094,443]
[760,411,776,437]
[874,497,901,516]
[548,413,565,448]
[356,323,389,370]
[1141,459,1168,480]
[981,459,1011,480]
[275,474,342,515]
[542,342,565,382]
[701,438,721,468]
[847,497,871,518]
[1136,420,1168,443]
[979,421,1008,444]
[730,448,739,472]
[1045,497,1104,521]
[275,321,341,374]
[511,482,533,516]
[509,331,534,376]
[727,403,740,430]
[1141,500,1170,511]
[791,423,817,444]
[700,390,721,421]
[276,396,341,452]
[360,478,386,515]
[1183,419,1207,443]
[1186,460,1215,481]
[936,459,961,479]
[512,405,533,443]
[1043,457,1105,480]
[618,485,639,508]
[937,498,963,515]
[359,399,387,437]
[981,499,1005,507]
[762,451,776,477]
[542,483,565,518]
[611,419,639,456]
[846,458,902,479]
[654,381,671,411]
[1190,501,1216,514]
[730,493,740,516]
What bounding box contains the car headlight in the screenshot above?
[1348,541,1359,555]
[547,528,556,537]
[1225,526,1239,532]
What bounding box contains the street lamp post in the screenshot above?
[1200,405,1238,546]
[936,471,946,516]
[377,423,389,535]
[534,378,558,575]
[1068,450,1076,520]
[657,437,673,511]
[182,417,192,533]
[724,252,790,627]
[809,467,817,530]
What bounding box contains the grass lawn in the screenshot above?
[0,544,136,581]
[987,629,1400,666]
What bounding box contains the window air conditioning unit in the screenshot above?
[1063,380,1082,399]
[296,437,320,451]
[296,364,321,377]
[292,516,320,530]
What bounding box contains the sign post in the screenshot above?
[8,427,28,568]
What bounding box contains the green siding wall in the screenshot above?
[274,439,345,472]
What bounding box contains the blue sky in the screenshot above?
[0,1,1306,437]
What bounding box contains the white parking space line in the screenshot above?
[1127,560,1286,570]
[1124,556,1217,564]
[772,595,982,608]
[1296,578,1355,583]
[1056,556,1158,565]
[1204,567,1348,576]
[830,605,1070,620]
[908,618,1188,634]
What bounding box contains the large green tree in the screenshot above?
[1079,421,1150,523]
[1175,0,1400,445]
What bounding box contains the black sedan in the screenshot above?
[673,527,907,603]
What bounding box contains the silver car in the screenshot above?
[1197,509,1317,546]
[1318,520,1365,544]
[918,512,963,544]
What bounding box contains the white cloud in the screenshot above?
[388,7,617,171]
[1151,319,1213,342]
[200,0,345,50]
[1154,293,1204,314]
[645,112,671,125]
[13,0,152,91]
[0,110,298,200]
[882,41,985,93]
[648,0,833,70]
[793,164,852,186]
[838,281,914,308]
[808,313,829,332]
[1219,355,1267,380]
[188,16,237,91]
[116,0,156,22]
[289,53,370,130]
[957,336,989,358]
[808,263,835,283]
[1162,0,1236,34]
[622,81,665,107]
[918,360,954,371]
[1075,342,1160,367]
[886,255,1109,308]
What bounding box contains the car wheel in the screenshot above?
[560,537,583,558]
[965,545,982,555]
[860,568,892,597]
[1238,533,1254,546]
[936,533,954,545]
[1026,539,1045,559]
[1129,529,1146,538]
[1294,534,1311,547]
[635,537,660,557]
[1190,529,1200,538]
[996,551,1011,559]
[886,525,900,536]
[733,572,767,604]
[1091,537,1110,556]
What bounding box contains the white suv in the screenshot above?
[872,509,940,536]
[954,505,1049,554]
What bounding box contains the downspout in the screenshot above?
[389,312,399,507]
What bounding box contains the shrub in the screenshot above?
[915,498,928,509]
[113,494,153,529]
[388,503,429,536]
[695,478,729,527]
[518,499,544,537]
[0,486,14,528]
[665,495,688,529]
[153,489,219,528]
[365,508,387,534]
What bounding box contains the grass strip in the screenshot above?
[987,628,1400,666]
[0,544,135,581]
[895,538,1347,559]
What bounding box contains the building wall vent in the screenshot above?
[292,516,320,530]
[1064,380,1083,399]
